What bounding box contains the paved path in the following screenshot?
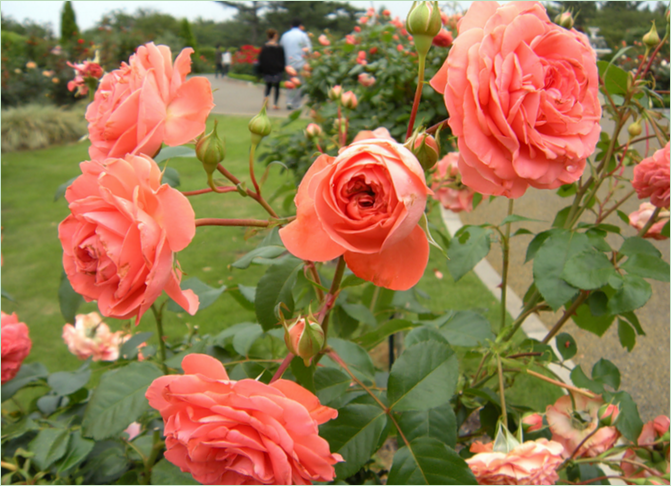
[209,74,670,421]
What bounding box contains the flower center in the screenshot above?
[340,175,387,220]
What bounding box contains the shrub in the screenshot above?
[1,103,87,152]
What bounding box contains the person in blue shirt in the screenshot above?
[279,18,311,110]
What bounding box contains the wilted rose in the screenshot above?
[632,142,670,208]
[62,312,128,362]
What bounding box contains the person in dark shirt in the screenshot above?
[258,29,286,110]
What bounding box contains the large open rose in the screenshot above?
[466,439,564,485]
[146,354,342,485]
[1,312,31,384]
[58,154,198,323]
[632,142,670,208]
[430,1,601,198]
[86,42,213,161]
[279,137,431,290]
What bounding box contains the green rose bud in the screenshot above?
[284,317,325,366]
[628,121,643,138]
[406,1,441,38]
[643,21,660,48]
[554,11,574,29]
[196,120,226,175]
[248,102,272,145]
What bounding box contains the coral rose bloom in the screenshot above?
[621,415,670,481]
[146,354,342,485]
[1,312,32,384]
[632,142,670,208]
[58,154,199,324]
[466,439,564,485]
[280,138,431,290]
[86,42,214,161]
[430,1,601,198]
[432,152,475,213]
[629,202,669,240]
[546,393,620,458]
[62,312,128,361]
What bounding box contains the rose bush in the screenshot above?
[430,1,601,198]
[58,153,199,323]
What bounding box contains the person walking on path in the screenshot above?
[222,48,232,78]
[215,45,225,78]
[258,29,286,110]
[279,18,311,110]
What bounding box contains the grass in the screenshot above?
[2,113,521,385]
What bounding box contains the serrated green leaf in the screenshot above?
[387,437,477,485]
[500,214,544,225]
[446,226,491,282]
[228,285,256,311]
[1,362,49,401]
[48,365,91,396]
[167,277,226,313]
[56,430,94,473]
[319,404,387,479]
[404,326,447,349]
[119,332,153,360]
[355,319,419,350]
[54,176,77,202]
[388,341,458,412]
[592,358,620,390]
[573,304,615,337]
[161,167,180,188]
[232,324,263,357]
[525,229,562,263]
[561,249,616,290]
[82,362,162,440]
[29,428,70,470]
[611,391,643,443]
[314,368,351,407]
[321,338,376,382]
[231,246,286,269]
[340,274,367,288]
[617,319,636,352]
[556,333,577,360]
[619,237,661,258]
[154,146,196,163]
[436,310,494,347]
[151,459,199,485]
[620,253,670,282]
[255,256,303,331]
[395,403,457,448]
[340,302,377,327]
[607,275,652,314]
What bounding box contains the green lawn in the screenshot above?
[2,114,509,375]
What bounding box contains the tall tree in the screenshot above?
[60,1,79,44]
[263,1,360,37]
[217,1,270,45]
[179,18,199,54]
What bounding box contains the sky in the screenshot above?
[0,1,436,35]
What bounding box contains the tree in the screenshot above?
[60,1,79,44]
[263,1,360,38]
[217,1,270,45]
[179,18,198,54]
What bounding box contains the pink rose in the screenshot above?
[358,73,376,87]
[146,354,342,484]
[432,28,453,47]
[123,422,142,441]
[285,65,298,76]
[318,34,330,46]
[284,80,296,89]
[352,127,394,143]
[1,312,31,384]
[431,153,475,213]
[62,312,128,361]
[345,35,358,45]
[341,90,358,109]
[632,142,670,208]
[621,415,670,482]
[629,202,670,240]
[58,154,199,324]
[305,123,323,138]
[522,413,544,433]
[86,42,214,161]
[430,2,601,198]
[67,60,103,79]
[280,137,431,290]
[546,393,620,458]
[466,439,564,485]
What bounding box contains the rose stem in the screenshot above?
[496,354,508,430]
[150,303,168,375]
[182,186,237,196]
[637,206,662,238]
[405,54,426,141]
[562,426,601,467]
[575,476,632,485]
[541,291,590,344]
[525,369,596,398]
[269,353,294,384]
[500,199,514,332]
[249,142,262,196]
[216,163,279,218]
[305,262,325,303]
[319,256,347,343]
[195,218,270,228]
[595,189,635,225]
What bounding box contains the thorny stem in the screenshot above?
[562,425,601,468]
[542,292,590,344]
[150,303,168,375]
[249,143,262,196]
[500,199,514,331]
[637,206,662,238]
[596,189,635,224]
[426,118,449,135]
[305,262,325,303]
[496,355,508,430]
[406,54,426,141]
[640,33,670,80]
[525,369,597,398]
[216,164,279,218]
[195,218,271,228]
[320,256,347,343]
[182,186,237,196]
[269,353,294,383]
[502,300,546,343]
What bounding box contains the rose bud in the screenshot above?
[554,11,574,29]
[284,80,296,89]
[284,317,325,365]
[432,29,453,48]
[598,404,619,427]
[354,26,361,33]
[289,76,301,87]
[328,85,342,101]
[522,413,545,433]
[285,65,297,76]
[333,117,347,133]
[408,133,439,170]
[628,121,643,138]
[196,120,225,175]
[318,34,330,46]
[406,1,442,56]
[305,123,323,138]
[643,21,660,48]
[248,102,272,144]
[358,73,376,87]
[341,91,358,109]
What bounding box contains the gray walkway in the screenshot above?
[209,74,669,420]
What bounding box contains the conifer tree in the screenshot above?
[60,1,79,44]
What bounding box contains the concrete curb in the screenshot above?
[439,206,625,484]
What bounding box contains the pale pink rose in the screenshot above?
[305,123,322,138]
[1,312,31,384]
[146,354,342,485]
[431,153,475,213]
[123,422,142,441]
[522,413,544,433]
[352,126,395,143]
[318,34,330,46]
[341,90,358,109]
[290,76,301,87]
[280,138,431,290]
[466,439,564,485]
[67,75,88,96]
[629,202,669,240]
[430,2,601,198]
[632,142,670,208]
[62,312,128,362]
[440,12,450,25]
[284,80,296,89]
[86,42,214,161]
[546,393,620,458]
[67,60,103,79]
[621,415,670,482]
[432,28,453,47]
[359,16,369,24]
[285,65,298,76]
[358,73,376,87]
[58,154,199,324]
